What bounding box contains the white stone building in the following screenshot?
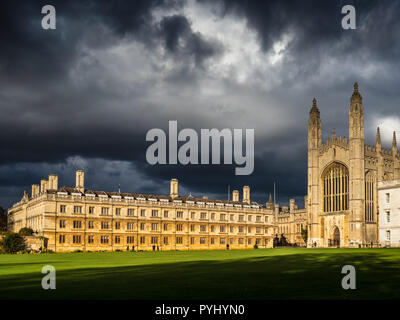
[378,179,400,247]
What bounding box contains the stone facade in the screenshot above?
[8,171,293,252]
[307,83,399,247]
[274,197,307,246]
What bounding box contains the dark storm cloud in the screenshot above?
[210,0,399,58]
[209,0,400,99]
[0,0,220,162]
[1,0,400,209]
[159,15,220,66]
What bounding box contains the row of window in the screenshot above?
[279,224,305,234]
[279,226,290,234]
[60,235,267,245]
[59,205,270,222]
[60,220,268,233]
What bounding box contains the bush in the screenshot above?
[253,244,258,249]
[0,233,26,253]
[18,227,34,236]
[41,248,54,253]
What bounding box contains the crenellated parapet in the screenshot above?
[364,144,376,153]
[382,148,393,157]
[319,135,349,154]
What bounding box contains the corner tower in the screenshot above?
[307,98,321,246]
[348,82,365,245]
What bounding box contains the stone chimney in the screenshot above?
[76,170,85,192]
[290,199,295,212]
[243,186,250,204]
[40,179,48,193]
[31,184,40,197]
[48,174,58,190]
[170,179,178,198]
[274,203,279,221]
[232,190,239,202]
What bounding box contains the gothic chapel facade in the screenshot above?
[307,83,400,247]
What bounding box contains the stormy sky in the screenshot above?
[1,0,400,209]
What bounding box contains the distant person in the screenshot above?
[127,246,129,251]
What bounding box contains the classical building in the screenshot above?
[307,83,399,247]
[378,179,400,247]
[7,171,298,252]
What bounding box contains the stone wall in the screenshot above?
[24,236,48,251]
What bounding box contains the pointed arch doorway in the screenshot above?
[329,226,340,247]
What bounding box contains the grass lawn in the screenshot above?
[0,248,399,300]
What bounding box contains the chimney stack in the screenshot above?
[40,179,48,193]
[289,199,295,212]
[170,179,178,198]
[48,174,58,190]
[76,170,85,192]
[243,186,250,204]
[32,184,39,197]
[232,190,239,202]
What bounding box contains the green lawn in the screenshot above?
[0,248,399,300]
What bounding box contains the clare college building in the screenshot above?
[7,174,287,252]
[7,83,399,251]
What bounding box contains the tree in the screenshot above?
[18,227,34,236]
[0,233,26,253]
[0,207,6,231]
[301,226,308,246]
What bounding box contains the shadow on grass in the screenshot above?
[0,251,399,300]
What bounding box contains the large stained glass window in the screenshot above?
[322,163,349,213]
